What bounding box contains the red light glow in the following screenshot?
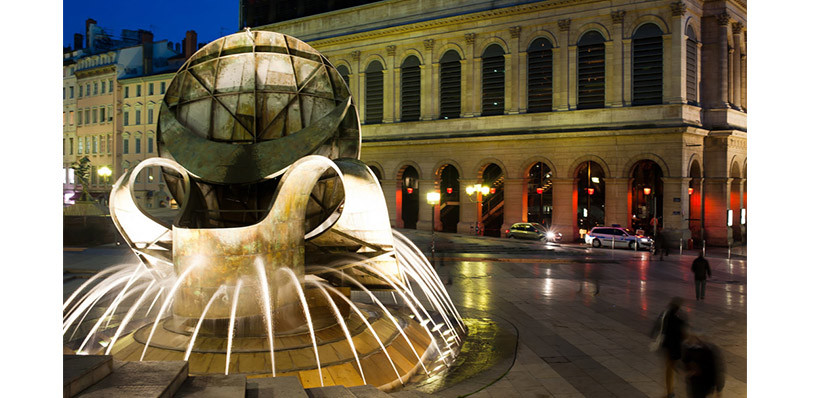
[587,188,595,195]
[446,187,453,194]
[688,187,694,195]
[536,187,543,194]
[490,188,496,194]
[643,187,651,195]
[406,187,413,194]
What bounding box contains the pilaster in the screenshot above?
[351,51,361,108]
[423,39,436,120]
[384,45,396,123]
[457,178,479,234]
[667,2,687,105]
[604,177,629,228]
[604,40,616,107]
[507,26,521,114]
[551,178,575,240]
[609,10,625,107]
[460,59,470,118]
[568,45,578,110]
[660,177,691,242]
[732,23,743,110]
[716,11,731,108]
[464,33,478,117]
[557,19,571,111]
[622,38,632,106]
[501,178,526,233]
[703,177,733,246]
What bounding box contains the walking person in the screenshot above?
[654,231,669,260]
[682,334,725,398]
[650,297,687,398]
[691,254,711,301]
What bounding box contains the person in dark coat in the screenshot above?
[651,297,687,398]
[654,231,669,260]
[691,255,711,301]
[682,335,725,398]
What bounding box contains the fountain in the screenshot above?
[63,30,465,391]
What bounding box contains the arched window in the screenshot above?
[577,31,606,109]
[632,23,664,106]
[527,38,554,113]
[481,44,505,116]
[686,25,699,105]
[364,61,384,124]
[336,65,350,89]
[400,56,421,122]
[439,50,461,119]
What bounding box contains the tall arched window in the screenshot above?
[481,44,505,116]
[439,50,461,119]
[336,65,350,89]
[686,25,699,105]
[632,23,664,106]
[400,56,421,122]
[527,38,554,113]
[577,31,606,109]
[364,61,384,124]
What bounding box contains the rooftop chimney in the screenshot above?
[74,34,83,51]
[85,19,97,49]
[183,30,197,59]
[140,30,154,76]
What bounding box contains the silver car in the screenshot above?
[584,226,653,250]
[506,223,562,242]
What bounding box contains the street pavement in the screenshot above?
[63,230,747,397]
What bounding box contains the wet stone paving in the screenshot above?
[401,230,747,398]
[63,231,747,397]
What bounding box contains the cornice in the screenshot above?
[75,65,117,79]
[272,0,598,47]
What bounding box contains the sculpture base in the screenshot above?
[106,305,439,390]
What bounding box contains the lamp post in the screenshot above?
[97,166,112,206]
[465,183,489,235]
[426,191,440,265]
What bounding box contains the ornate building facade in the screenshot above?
[262,0,747,245]
[253,0,747,246]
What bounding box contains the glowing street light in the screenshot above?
[465,184,489,235]
[97,166,112,183]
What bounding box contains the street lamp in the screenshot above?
[643,187,658,237]
[465,183,489,235]
[97,166,113,206]
[426,192,440,264]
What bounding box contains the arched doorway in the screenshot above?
[527,162,553,227]
[400,166,419,229]
[576,161,605,234]
[368,165,382,181]
[688,160,703,242]
[630,160,663,236]
[437,164,460,232]
[481,164,504,236]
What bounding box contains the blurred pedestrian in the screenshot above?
[691,254,711,301]
[650,297,687,398]
[655,231,669,260]
[682,335,725,398]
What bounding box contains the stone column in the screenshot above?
[604,177,629,228]
[459,59,470,118]
[502,178,526,233]
[727,46,734,106]
[551,47,563,111]
[504,53,515,114]
[622,38,632,106]
[557,19,571,111]
[667,2,687,105]
[608,10,625,107]
[423,39,436,120]
[740,53,747,111]
[518,49,528,113]
[384,45,397,123]
[568,44,578,110]
[551,178,576,241]
[703,177,732,246]
[417,179,437,232]
[506,26,521,114]
[464,33,478,117]
[716,12,731,108]
[660,177,691,243]
[457,178,479,234]
[732,23,743,110]
[604,40,615,107]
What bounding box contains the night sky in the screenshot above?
[63,0,239,50]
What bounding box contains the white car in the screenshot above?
[584,226,653,250]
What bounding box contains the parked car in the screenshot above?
[584,226,653,250]
[506,223,562,242]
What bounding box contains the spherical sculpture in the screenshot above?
[158,30,360,184]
